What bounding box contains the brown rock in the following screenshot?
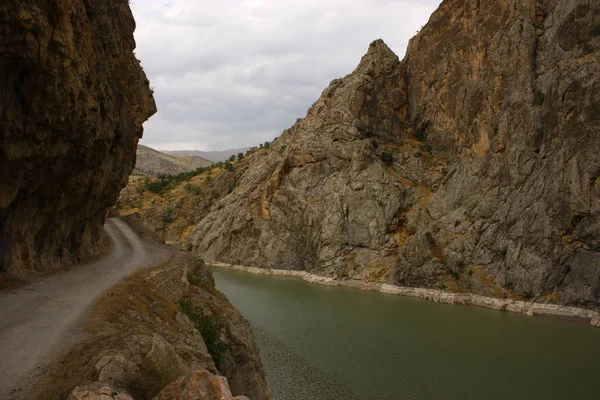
[183,0,600,307]
[67,383,133,400]
[153,370,245,400]
[0,0,156,279]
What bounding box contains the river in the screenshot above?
[213,268,600,400]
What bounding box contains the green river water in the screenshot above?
[212,269,600,400]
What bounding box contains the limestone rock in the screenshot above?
[143,333,190,388]
[153,370,248,400]
[185,0,600,307]
[67,383,133,400]
[0,0,156,279]
[95,355,136,384]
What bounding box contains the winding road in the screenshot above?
[0,218,156,399]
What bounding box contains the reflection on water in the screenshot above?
[213,269,600,400]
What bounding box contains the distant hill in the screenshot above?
[165,148,250,163]
[134,145,212,177]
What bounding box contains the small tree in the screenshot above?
[228,155,236,162]
[264,141,270,149]
[380,152,394,165]
[237,152,244,161]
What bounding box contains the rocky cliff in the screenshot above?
[185,0,600,308]
[0,0,156,281]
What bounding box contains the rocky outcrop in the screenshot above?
[185,0,600,308]
[68,384,133,400]
[395,0,600,307]
[67,370,250,400]
[153,370,249,400]
[0,0,156,280]
[36,217,271,400]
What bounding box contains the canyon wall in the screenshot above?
[0,0,156,279]
[186,0,600,307]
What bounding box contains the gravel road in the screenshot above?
[0,218,156,399]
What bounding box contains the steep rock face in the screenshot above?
[0,0,156,279]
[397,0,600,306]
[187,41,444,279]
[187,0,600,307]
[153,370,250,400]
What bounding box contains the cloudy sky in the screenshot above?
[131,0,441,151]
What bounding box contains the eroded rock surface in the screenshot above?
[39,217,271,400]
[153,370,250,400]
[0,0,156,280]
[67,384,133,400]
[186,0,600,307]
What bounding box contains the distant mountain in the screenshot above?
[134,145,212,177]
[165,148,250,163]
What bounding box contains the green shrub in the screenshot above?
[162,209,174,223]
[380,152,394,165]
[414,127,427,141]
[187,272,200,286]
[371,139,379,149]
[184,183,202,195]
[533,90,545,106]
[523,290,535,300]
[146,179,170,194]
[178,301,227,365]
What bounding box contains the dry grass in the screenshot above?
[395,225,411,247]
[466,264,523,299]
[33,261,182,400]
[429,244,447,264]
[86,261,179,335]
[438,274,468,293]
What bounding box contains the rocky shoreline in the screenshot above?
[207,262,600,328]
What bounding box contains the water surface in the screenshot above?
[213,269,600,400]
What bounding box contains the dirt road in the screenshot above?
[0,218,158,399]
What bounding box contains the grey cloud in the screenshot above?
[131,0,441,151]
